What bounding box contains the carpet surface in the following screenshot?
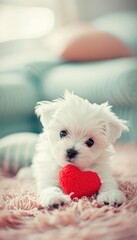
[0,144,137,240]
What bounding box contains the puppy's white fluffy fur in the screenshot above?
[32,91,128,208]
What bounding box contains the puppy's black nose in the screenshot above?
[67,148,78,160]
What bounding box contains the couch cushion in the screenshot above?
[92,11,137,53]
[0,133,38,175]
[0,72,39,118]
[47,23,133,61]
[42,58,137,107]
[0,72,40,137]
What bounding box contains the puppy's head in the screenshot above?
[36,91,128,168]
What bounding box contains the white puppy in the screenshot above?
[32,91,128,208]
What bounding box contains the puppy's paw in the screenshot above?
[97,190,126,206]
[39,187,71,208]
[16,167,33,180]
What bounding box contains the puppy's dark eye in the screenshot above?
[60,130,68,138]
[85,138,94,147]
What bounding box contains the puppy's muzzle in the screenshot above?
[66,148,78,162]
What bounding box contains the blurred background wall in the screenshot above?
[77,0,137,20]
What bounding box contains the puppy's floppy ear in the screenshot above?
[35,100,62,127]
[108,115,128,144]
[101,102,129,144]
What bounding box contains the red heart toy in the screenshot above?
[59,164,101,199]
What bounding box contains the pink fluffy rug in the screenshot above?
[0,144,137,240]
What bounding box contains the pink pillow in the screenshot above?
[48,23,133,61]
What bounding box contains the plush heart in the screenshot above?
[59,164,101,199]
